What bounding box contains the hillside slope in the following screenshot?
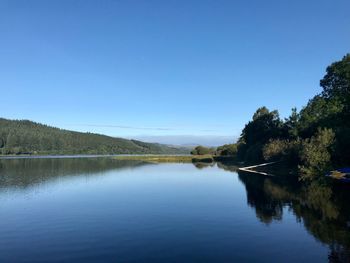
[0,118,188,155]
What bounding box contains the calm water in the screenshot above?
[0,158,349,262]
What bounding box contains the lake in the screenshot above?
[0,157,349,262]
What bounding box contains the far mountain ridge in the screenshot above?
[0,118,189,155]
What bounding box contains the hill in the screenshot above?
[0,118,189,155]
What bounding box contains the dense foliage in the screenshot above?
[0,118,188,155]
[232,54,350,179]
[216,144,238,156]
[190,146,214,155]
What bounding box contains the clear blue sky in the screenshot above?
[1,0,349,145]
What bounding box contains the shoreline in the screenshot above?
[0,154,237,164]
[0,154,191,160]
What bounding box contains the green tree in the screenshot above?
[321,54,350,107]
[298,95,343,138]
[283,108,300,139]
[237,107,283,162]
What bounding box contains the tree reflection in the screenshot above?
[0,158,151,189]
[226,165,350,263]
[192,162,215,169]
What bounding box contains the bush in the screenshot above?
[263,139,302,163]
[299,128,335,180]
[190,146,213,155]
[216,144,237,156]
[263,139,289,161]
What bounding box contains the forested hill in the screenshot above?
[0,118,189,155]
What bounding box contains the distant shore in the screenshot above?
[0,154,237,166]
[114,155,215,163]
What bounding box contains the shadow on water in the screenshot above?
[215,161,350,263]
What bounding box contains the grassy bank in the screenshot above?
[114,155,214,163]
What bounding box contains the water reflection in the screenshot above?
[192,162,215,169]
[230,164,350,262]
[0,158,150,190]
[0,158,349,262]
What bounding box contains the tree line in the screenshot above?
[192,54,350,180]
